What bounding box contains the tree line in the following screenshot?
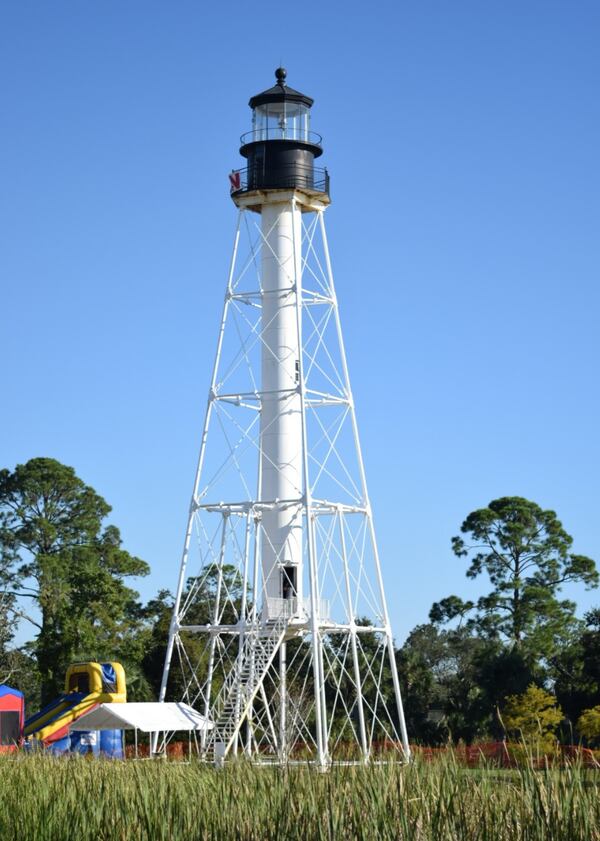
[2,458,600,746]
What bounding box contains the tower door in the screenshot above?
[282,565,297,600]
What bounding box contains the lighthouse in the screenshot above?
[159,69,409,767]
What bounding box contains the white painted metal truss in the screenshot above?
[158,198,410,767]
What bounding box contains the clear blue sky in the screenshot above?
[2,1,599,646]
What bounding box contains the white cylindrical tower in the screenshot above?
[235,66,326,620]
[259,200,304,612]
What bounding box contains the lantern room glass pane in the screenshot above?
[253,103,310,141]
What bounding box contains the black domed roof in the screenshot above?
[249,68,314,109]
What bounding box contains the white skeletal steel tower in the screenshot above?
[159,69,410,766]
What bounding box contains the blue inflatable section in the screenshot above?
[45,728,124,758]
[101,664,117,692]
[99,729,124,757]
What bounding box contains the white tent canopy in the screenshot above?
[70,703,213,733]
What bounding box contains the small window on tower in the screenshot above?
[295,360,300,384]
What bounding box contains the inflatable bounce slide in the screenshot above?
[24,661,126,755]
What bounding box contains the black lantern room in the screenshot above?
[236,68,329,196]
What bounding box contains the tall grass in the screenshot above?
[0,752,598,840]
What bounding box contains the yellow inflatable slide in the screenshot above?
[24,662,126,749]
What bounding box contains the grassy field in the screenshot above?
[1,753,599,840]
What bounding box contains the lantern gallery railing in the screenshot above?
[229,164,329,196]
[240,128,323,146]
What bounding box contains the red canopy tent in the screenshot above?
[0,685,24,752]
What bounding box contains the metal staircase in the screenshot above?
[206,615,287,762]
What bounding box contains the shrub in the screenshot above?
[577,705,600,746]
[501,684,562,754]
